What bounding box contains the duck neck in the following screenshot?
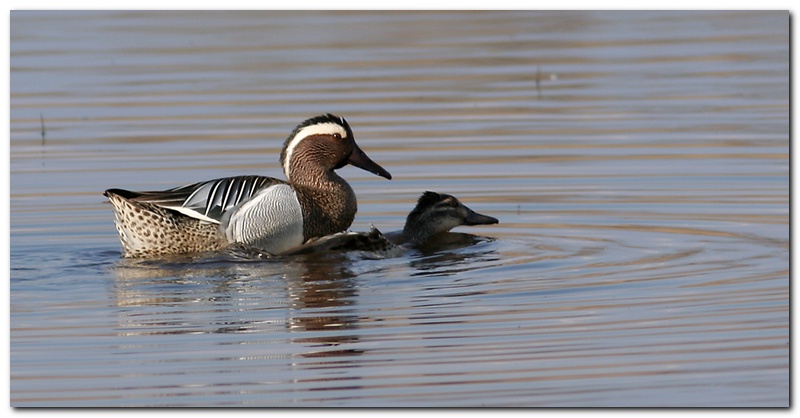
[291,169,358,241]
[400,219,437,246]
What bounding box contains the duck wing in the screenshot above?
[108,175,288,224]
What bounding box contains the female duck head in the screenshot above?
[401,191,499,246]
[280,114,391,183]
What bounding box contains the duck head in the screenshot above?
[401,191,498,246]
[280,114,392,183]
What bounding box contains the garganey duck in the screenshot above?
[392,191,499,247]
[288,191,498,255]
[104,114,391,258]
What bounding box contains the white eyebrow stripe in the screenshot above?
[282,122,348,179]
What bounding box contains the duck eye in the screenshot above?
[332,133,342,139]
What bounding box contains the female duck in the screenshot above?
[393,191,498,247]
[105,114,391,258]
[288,191,498,255]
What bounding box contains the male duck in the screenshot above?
[105,114,392,258]
[287,191,498,255]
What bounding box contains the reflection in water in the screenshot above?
[112,254,355,329]
[107,235,502,399]
[110,232,500,363]
[410,233,500,277]
[284,253,363,359]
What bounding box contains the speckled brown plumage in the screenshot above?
[105,190,228,258]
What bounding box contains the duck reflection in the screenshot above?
[111,249,364,360]
[284,252,365,358]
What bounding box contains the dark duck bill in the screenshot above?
[347,144,392,180]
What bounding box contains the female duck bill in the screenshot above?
[464,209,499,226]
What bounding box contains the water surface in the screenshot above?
[10,10,789,407]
